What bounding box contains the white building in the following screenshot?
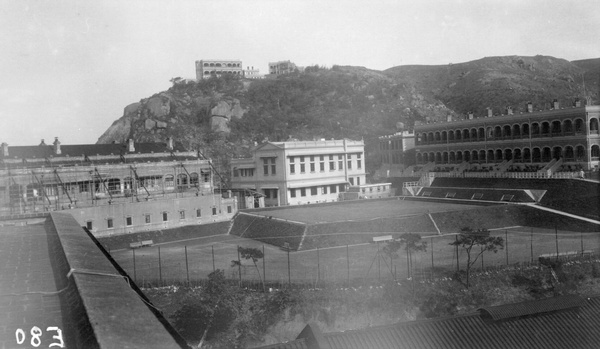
[231,139,366,206]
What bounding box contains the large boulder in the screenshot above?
[123,102,141,116]
[146,96,171,118]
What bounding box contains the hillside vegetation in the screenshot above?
[97,56,600,181]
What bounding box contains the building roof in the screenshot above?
[0,213,188,348]
[254,295,600,349]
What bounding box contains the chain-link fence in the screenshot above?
[109,227,600,288]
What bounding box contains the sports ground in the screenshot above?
[107,198,600,287]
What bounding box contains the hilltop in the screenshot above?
[97,56,600,179]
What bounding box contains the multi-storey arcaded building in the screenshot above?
[268,60,298,75]
[0,137,237,236]
[413,99,600,171]
[195,59,243,80]
[230,139,366,206]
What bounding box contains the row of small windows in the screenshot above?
[416,145,600,164]
[203,70,242,75]
[417,118,599,145]
[289,184,347,198]
[203,62,241,67]
[379,139,403,150]
[289,153,362,174]
[86,206,233,230]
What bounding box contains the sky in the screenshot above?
[1,0,599,146]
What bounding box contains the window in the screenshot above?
[240,168,254,177]
[263,189,271,199]
[445,192,456,198]
[300,163,305,173]
[272,190,278,199]
[357,177,361,186]
[322,186,328,194]
[86,221,93,230]
[107,218,113,229]
[227,206,232,213]
[145,214,151,224]
[320,156,325,172]
[162,212,168,222]
[357,153,362,169]
[271,158,276,175]
[196,209,202,217]
[300,188,306,197]
[233,169,239,177]
[349,178,354,185]
[310,162,315,172]
[290,189,296,198]
[212,207,217,215]
[471,193,484,200]
[263,158,269,175]
[339,184,346,192]
[338,155,343,170]
[126,216,133,226]
[347,160,352,169]
[179,210,185,219]
[330,185,337,193]
[290,157,295,174]
[329,155,335,170]
[311,187,317,195]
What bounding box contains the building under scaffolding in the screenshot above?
[0,137,237,236]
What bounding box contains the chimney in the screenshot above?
[527,102,533,113]
[1,142,8,157]
[127,138,135,152]
[552,99,559,109]
[39,139,46,146]
[468,111,474,119]
[574,98,581,107]
[53,137,61,155]
[167,136,174,150]
[506,106,513,115]
[486,107,493,117]
[447,115,453,122]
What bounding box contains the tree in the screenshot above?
[450,227,504,288]
[232,246,265,292]
[383,233,427,280]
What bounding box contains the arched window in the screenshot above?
[487,150,495,162]
[542,147,552,162]
[576,145,585,161]
[478,128,485,140]
[495,149,503,162]
[503,125,511,138]
[486,127,493,138]
[551,120,562,135]
[429,152,435,163]
[512,124,521,138]
[443,152,449,163]
[435,132,441,142]
[592,145,600,160]
[435,152,442,163]
[204,63,209,67]
[494,126,502,138]
[442,131,447,141]
[531,123,540,136]
[456,151,463,162]
[541,122,550,135]
[522,123,530,136]
[563,120,573,134]
[471,150,478,162]
[464,151,471,162]
[190,172,199,186]
[552,146,562,160]
[514,148,522,162]
[532,148,541,162]
[448,130,455,141]
[523,148,531,162]
[455,130,462,141]
[504,149,513,161]
[107,178,121,194]
[575,119,585,134]
[463,129,470,140]
[449,152,456,163]
[479,150,486,162]
[417,153,423,164]
[428,132,434,142]
[564,146,574,160]
[590,119,599,134]
[470,128,477,140]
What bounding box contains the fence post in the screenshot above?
[132,248,137,283]
[530,227,534,263]
[481,245,484,270]
[455,235,459,272]
[581,232,584,255]
[377,242,381,281]
[287,247,291,287]
[505,230,509,265]
[430,237,434,280]
[158,246,162,286]
[346,245,350,286]
[212,245,215,272]
[317,247,321,284]
[237,245,242,287]
[185,245,189,285]
[555,224,559,261]
[262,245,266,285]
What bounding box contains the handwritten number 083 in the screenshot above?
[15,327,64,348]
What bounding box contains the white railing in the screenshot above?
[427,171,581,179]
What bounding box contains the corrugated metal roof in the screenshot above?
[478,294,585,321]
[254,295,600,349]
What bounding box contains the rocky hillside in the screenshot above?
[97,56,599,179]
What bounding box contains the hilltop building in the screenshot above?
[411,99,600,172]
[230,139,368,207]
[243,65,263,79]
[195,59,243,80]
[268,60,298,75]
[0,137,237,236]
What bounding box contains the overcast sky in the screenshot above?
[1,0,599,146]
